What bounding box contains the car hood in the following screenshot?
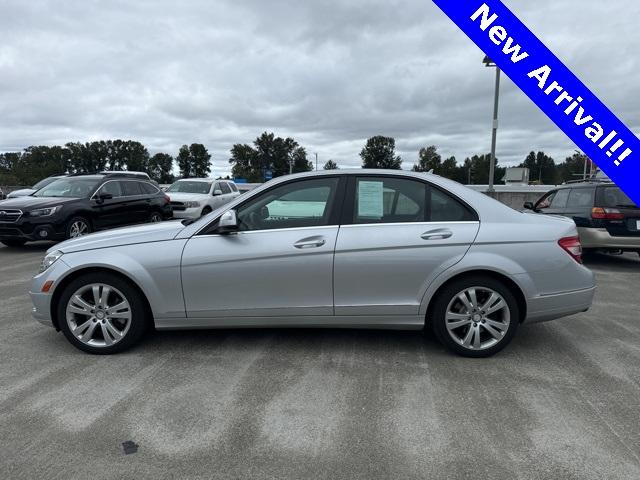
[53,220,186,254]
[166,192,210,202]
[7,188,35,198]
[0,196,79,210]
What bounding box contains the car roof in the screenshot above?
[175,178,215,182]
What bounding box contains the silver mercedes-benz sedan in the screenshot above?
[30,170,596,357]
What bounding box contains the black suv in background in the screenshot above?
[525,180,640,256]
[0,173,172,247]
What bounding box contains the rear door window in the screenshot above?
[219,182,232,194]
[120,181,143,196]
[229,183,239,192]
[139,182,159,195]
[567,188,594,208]
[351,177,475,224]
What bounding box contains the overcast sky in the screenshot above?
[1,0,639,177]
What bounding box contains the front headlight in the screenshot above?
[30,206,61,217]
[184,201,201,208]
[40,250,63,273]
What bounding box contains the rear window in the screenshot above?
[597,186,637,208]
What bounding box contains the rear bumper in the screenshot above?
[578,227,640,250]
[525,285,596,324]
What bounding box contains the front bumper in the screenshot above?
[172,207,203,220]
[0,217,65,241]
[29,257,72,329]
[578,227,640,250]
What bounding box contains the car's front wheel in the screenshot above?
[66,217,92,239]
[431,276,519,357]
[57,272,149,354]
[148,211,163,223]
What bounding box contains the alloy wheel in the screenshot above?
[69,220,89,238]
[445,286,511,351]
[65,283,132,347]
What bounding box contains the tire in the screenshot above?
[65,216,91,239]
[201,206,212,217]
[149,211,163,223]
[1,239,27,247]
[57,272,149,354]
[431,275,519,358]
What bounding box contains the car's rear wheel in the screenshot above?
[432,276,519,357]
[57,272,148,354]
[0,239,27,247]
[66,217,91,239]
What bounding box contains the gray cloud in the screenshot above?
[1,0,639,177]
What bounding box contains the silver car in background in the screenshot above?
[30,170,595,357]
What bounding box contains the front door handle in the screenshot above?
[294,236,326,249]
[421,228,453,240]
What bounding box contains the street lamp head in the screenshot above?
[483,55,496,67]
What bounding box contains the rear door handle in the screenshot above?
[421,228,453,240]
[294,237,326,249]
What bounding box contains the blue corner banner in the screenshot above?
[432,0,640,205]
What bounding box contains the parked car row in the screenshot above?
[525,179,640,256]
[0,173,241,247]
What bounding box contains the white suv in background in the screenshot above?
[166,179,240,219]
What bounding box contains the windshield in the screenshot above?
[167,181,212,194]
[32,176,61,190]
[32,178,102,198]
[598,186,637,208]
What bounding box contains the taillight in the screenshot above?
[591,207,624,220]
[558,236,583,264]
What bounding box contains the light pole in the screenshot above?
[483,55,501,193]
[315,152,318,171]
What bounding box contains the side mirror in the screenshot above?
[213,189,223,196]
[523,201,534,210]
[218,210,238,233]
[96,193,113,204]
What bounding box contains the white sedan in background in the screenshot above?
[166,179,240,219]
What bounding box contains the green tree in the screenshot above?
[323,159,338,170]
[229,132,312,181]
[440,156,460,180]
[557,151,589,183]
[519,151,557,185]
[149,153,175,183]
[462,154,505,185]
[177,144,211,178]
[121,140,150,172]
[360,136,402,169]
[65,142,108,173]
[412,145,441,173]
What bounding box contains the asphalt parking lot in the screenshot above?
[1,244,639,480]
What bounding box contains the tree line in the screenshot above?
[0,132,591,187]
[0,140,211,186]
[357,135,591,185]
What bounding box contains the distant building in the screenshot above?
[503,167,530,185]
